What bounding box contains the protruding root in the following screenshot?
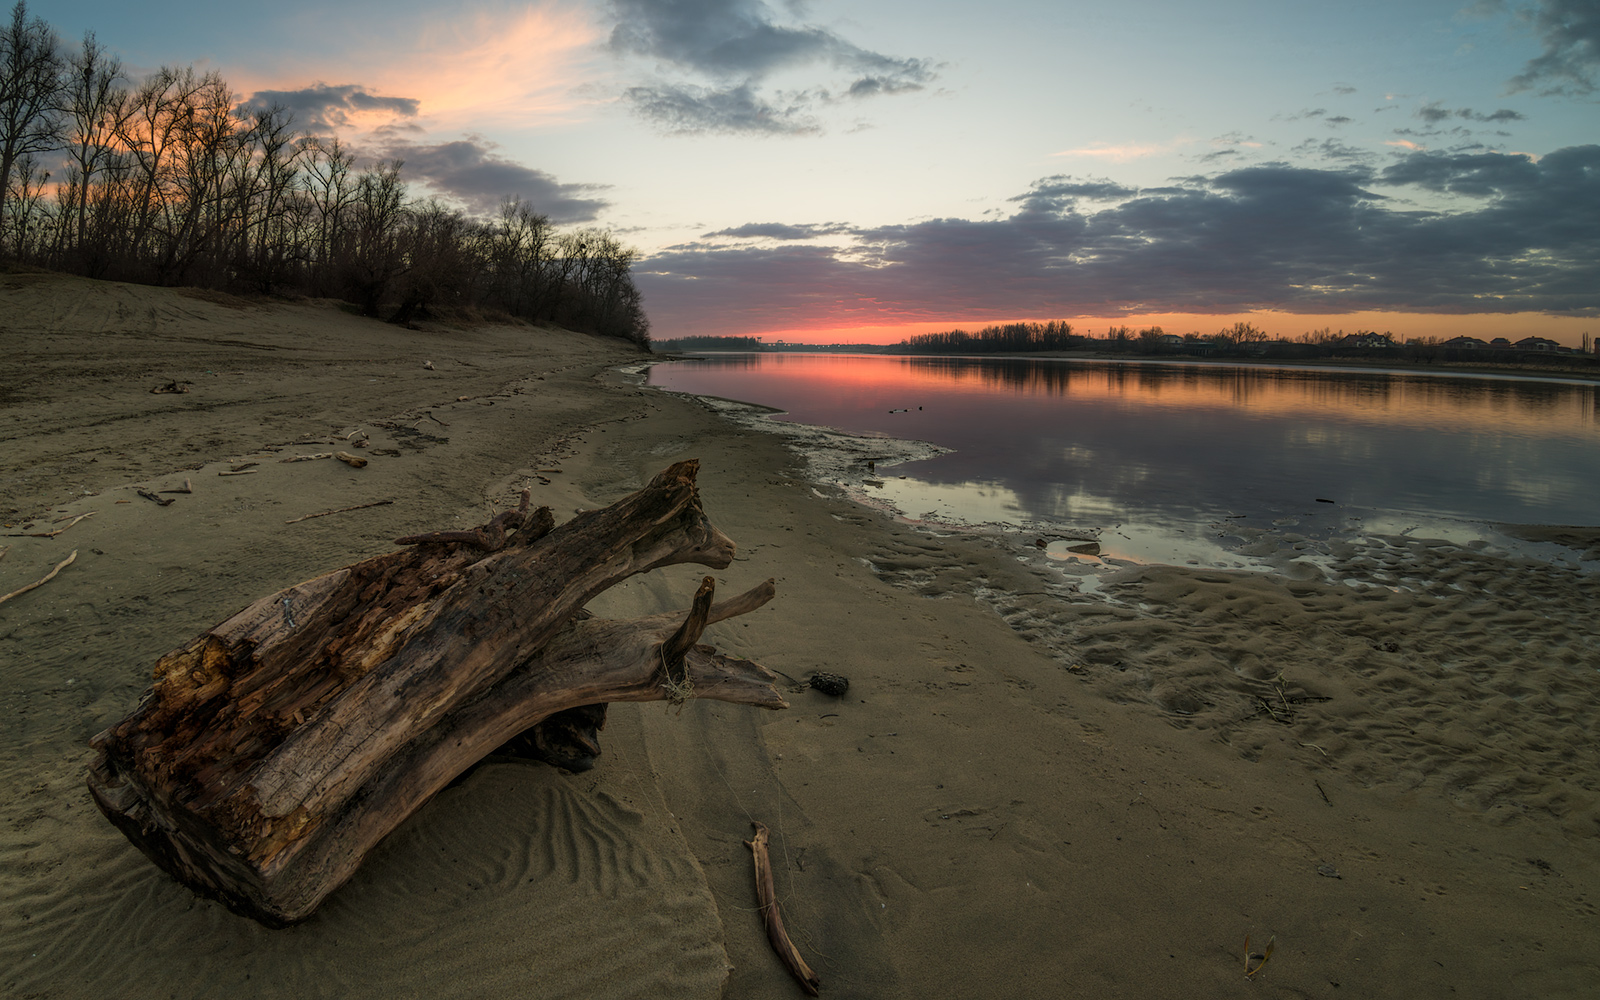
[396,489,549,551]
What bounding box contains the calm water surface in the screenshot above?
[647,354,1600,566]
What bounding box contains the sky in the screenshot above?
[30,0,1600,345]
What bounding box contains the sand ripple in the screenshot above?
[862,526,1600,836]
[0,763,728,999]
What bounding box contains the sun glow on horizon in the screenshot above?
[722,311,1596,350]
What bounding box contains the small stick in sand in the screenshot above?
[6,511,96,538]
[285,499,394,524]
[1244,934,1276,979]
[0,550,77,607]
[0,544,8,562]
[282,451,367,468]
[746,821,821,996]
[159,479,194,495]
[137,489,175,506]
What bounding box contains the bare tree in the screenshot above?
[229,103,301,291]
[4,149,47,255]
[301,136,356,294]
[58,31,124,272]
[0,0,63,255]
[342,159,407,315]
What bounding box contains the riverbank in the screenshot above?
[3,274,1596,998]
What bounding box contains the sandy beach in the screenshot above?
[3,272,1597,999]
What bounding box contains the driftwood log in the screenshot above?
[87,461,786,926]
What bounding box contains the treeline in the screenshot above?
[0,2,648,344]
[898,321,1082,353]
[653,335,768,352]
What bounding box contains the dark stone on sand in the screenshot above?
[809,672,850,696]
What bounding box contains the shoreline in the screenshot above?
[661,346,1600,385]
[4,275,1598,998]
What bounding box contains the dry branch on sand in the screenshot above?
[5,512,95,538]
[87,461,786,926]
[0,550,78,607]
[283,499,394,524]
[748,821,821,995]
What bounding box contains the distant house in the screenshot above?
[1442,336,1488,349]
[1490,338,1513,349]
[1158,334,1185,347]
[1515,336,1563,352]
[1339,332,1397,349]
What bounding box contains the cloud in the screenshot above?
[243,83,419,133]
[636,146,1600,336]
[383,138,609,221]
[607,0,934,133]
[1052,142,1174,162]
[622,82,821,135]
[1417,100,1529,124]
[704,221,852,239]
[1292,138,1377,163]
[1509,0,1600,95]
[1011,177,1140,213]
[1380,148,1542,197]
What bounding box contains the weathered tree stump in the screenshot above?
[87,461,786,926]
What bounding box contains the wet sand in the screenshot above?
[3,272,1597,998]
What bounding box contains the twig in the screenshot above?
[6,511,96,538]
[158,479,194,494]
[746,821,820,996]
[1244,934,1276,980]
[282,451,368,468]
[286,499,394,524]
[0,544,9,562]
[396,491,532,551]
[218,469,258,476]
[137,489,175,506]
[0,550,77,607]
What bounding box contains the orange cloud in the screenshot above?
[380,4,603,127]
[1051,141,1173,161]
[236,2,605,134]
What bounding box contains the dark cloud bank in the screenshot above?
[383,139,609,222]
[1510,0,1600,96]
[637,146,1600,335]
[607,0,934,134]
[244,83,420,133]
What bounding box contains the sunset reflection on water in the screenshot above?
[648,354,1600,543]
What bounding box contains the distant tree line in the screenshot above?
[898,321,1082,353]
[0,1,649,345]
[889,319,1593,369]
[653,335,768,352]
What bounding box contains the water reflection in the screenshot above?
[648,354,1600,537]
